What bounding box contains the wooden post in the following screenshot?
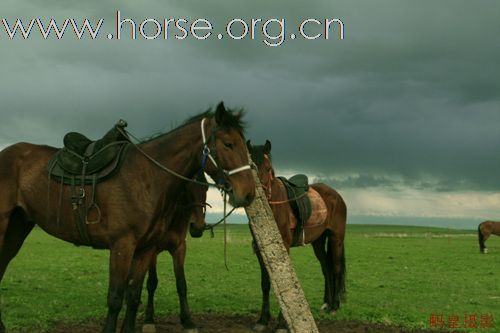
[245,167,319,333]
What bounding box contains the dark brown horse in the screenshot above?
[141,173,209,333]
[0,102,255,333]
[247,140,347,332]
[478,221,500,254]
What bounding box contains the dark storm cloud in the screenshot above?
[0,0,499,192]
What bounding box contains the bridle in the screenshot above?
[200,118,252,190]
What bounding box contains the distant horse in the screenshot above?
[0,102,255,333]
[247,140,347,332]
[141,173,209,333]
[478,221,500,254]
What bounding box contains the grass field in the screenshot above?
[1,224,499,332]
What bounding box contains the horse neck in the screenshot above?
[269,171,287,201]
[138,121,203,188]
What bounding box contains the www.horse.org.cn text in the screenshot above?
[1,10,345,47]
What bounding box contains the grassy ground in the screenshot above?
[1,224,498,332]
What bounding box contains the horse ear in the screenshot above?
[246,140,252,152]
[215,101,227,125]
[264,140,272,154]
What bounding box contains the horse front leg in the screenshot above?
[102,237,136,333]
[171,240,197,333]
[0,210,34,333]
[122,248,156,333]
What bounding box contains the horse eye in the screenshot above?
[223,142,233,149]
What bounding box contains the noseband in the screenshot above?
[200,118,252,187]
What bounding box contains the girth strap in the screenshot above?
[70,175,91,244]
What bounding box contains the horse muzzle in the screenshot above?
[228,188,255,208]
[189,222,205,238]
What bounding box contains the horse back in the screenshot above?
[481,220,500,236]
[311,183,347,234]
[0,142,57,191]
[311,183,347,216]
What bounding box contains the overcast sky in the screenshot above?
[1,0,499,221]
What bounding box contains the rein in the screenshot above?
[204,193,236,271]
[119,119,250,270]
[269,192,308,205]
[205,206,236,237]
[117,126,221,189]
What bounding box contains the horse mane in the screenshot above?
[184,107,247,133]
[142,105,246,143]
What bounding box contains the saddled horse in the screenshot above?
[247,140,347,332]
[141,173,209,333]
[0,102,255,333]
[478,221,500,254]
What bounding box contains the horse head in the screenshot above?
[201,102,256,207]
[185,173,209,238]
[247,139,274,198]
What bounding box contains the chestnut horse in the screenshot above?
[0,102,255,333]
[247,140,347,332]
[141,173,209,333]
[478,221,500,254]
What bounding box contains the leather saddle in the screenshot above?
[278,174,312,246]
[46,120,132,243]
[48,119,130,185]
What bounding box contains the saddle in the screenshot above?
[278,174,312,246]
[48,119,130,184]
[47,120,131,244]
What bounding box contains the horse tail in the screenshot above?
[478,224,486,254]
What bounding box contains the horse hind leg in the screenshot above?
[0,208,34,333]
[327,233,346,313]
[311,233,331,312]
[478,226,489,254]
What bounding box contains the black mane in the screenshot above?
[184,106,246,134]
[141,104,246,143]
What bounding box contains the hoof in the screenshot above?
[253,323,267,332]
[330,309,337,316]
[484,248,489,254]
[142,324,156,333]
[320,303,329,311]
[183,328,199,333]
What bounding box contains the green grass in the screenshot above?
[1,224,499,332]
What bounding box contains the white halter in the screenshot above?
[201,118,252,176]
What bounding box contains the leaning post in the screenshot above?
[244,162,319,333]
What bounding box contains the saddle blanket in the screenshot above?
[287,187,327,230]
